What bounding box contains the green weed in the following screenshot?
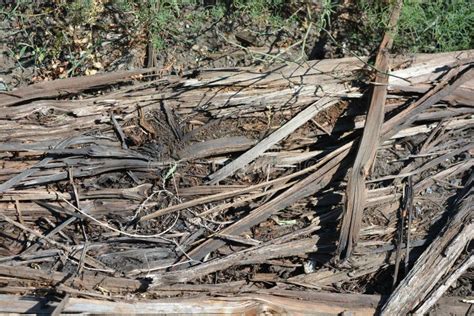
[316,0,336,32]
[68,0,95,24]
[354,0,474,53]
[232,0,287,26]
[209,5,225,20]
[396,0,473,52]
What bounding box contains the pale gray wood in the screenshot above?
[207,97,337,184]
[414,255,473,315]
[381,176,473,315]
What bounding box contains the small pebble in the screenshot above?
[415,206,422,216]
[0,78,7,91]
[303,260,316,274]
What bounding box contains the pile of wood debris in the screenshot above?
[0,12,472,313]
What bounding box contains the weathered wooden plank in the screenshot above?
[151,223,319,285]
[0,293,376,315]
[381,175,473,315]
[207,97,338,184]
[0,69,151,107]
[414,255,473,315]
[336,0,402,260]
[0,265,144,291]
[0,293,471,315]
[382,65,474,139]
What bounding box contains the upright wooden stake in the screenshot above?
[336,0,403,259]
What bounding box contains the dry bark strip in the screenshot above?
[336,0,402,260]
[177,136,256,160]
[381,175,473,315]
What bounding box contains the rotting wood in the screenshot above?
[413,255,473,316]
[337,0,403,260]
[0,48,473,313]
[381,175,473,315]
[151,222,319,284]
[207,97,338,184]
[0,68,153,107]
[177,144,351,265]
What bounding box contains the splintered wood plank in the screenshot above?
[1,293,471,315]
[0,265,143,292]
[414,255,474,315]
[207,97,338,184]
[0,293,377,315]
[153,237,318,285]
[0,69,151,107]
[178,144,351,265]
[381,175,473,315]
[0,184,151,202]
[388,49,474,101]
[336,0,402,259]
[382,66,474,139]
[151,223,319,285]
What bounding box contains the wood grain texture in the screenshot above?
[381,175,473,315]
[207,97,338,184]
[336,0,402,259]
